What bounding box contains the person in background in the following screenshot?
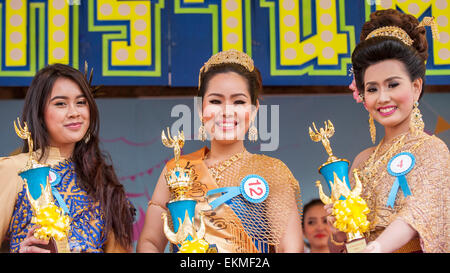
[302,199,330,253]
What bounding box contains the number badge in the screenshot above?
[386,152,415,208]
[240,175,269,203]
[388,152,415,176]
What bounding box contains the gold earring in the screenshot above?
[198,119,207,141]
[410,101,424,136]
[84,133,91,144]
[369,114,376,144]
[248,121,258,142]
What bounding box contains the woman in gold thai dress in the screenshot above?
[328,9,449,253]
[137,50,304,253]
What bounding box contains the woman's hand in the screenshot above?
[19,226,51,253]
[324,203,348,252]
[362,241,381,253]
[324,203,339,234]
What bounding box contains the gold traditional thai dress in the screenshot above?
[352,131,449,253]
[164,147,302,253]
[0,147,128,253]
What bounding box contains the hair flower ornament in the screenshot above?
[349,77,363,103]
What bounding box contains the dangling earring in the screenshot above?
[84,132,91,144]
[369,114,376,144]
[198,119,207,141]
[410,101,424,136]
[248,120,258,142]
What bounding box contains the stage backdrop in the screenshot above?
[0,0,449,87]
[1,93,449,250]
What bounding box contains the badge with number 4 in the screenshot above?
[386,152,414,208]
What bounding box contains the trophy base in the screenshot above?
[207,244,218,253]
[345,237,367,253]
[37,237,70,253]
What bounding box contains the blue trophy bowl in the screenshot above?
[19,166,51,201]
[167,199,197,234]
[318,159,351,199]
[167,199,197,252]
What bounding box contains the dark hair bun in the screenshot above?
[360,9,428,62]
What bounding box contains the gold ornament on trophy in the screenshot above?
[309,120,370,253]
[309,120,339,164]
[160,128,215,253]
[14,119,42,170]
[161,129,192,201]
[14,118,71,253]
[316,170,370,252]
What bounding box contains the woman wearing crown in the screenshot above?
[0,64,135,253]
[137,49,304,253]
[327,9,449,253]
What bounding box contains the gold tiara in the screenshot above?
[366,26,414,46]
[365,16,440,47]
[198,49,254,90]
[418,16,440,40]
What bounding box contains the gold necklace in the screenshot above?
[206,150,246,183]
[362,133,407,182]
[358,132,407,229]
[359,131,431,229]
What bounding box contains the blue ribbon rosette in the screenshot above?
[386,152,415,208]
[207,174,269,210]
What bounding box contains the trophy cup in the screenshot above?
[309,120,370,253]
[14,118,71,253]
[160,128,216,253]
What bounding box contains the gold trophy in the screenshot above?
[160,128,215,253]
[14,118,71,253]
[309,120,370,253]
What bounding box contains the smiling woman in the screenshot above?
[44,77,90,157]
[362,59,422,140]
[326,9,449,253]
[201,71,255,143]
[138,50,304,253]
[0,64,135,253]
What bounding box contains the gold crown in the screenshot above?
[164,164,194,201]
[161,128,194,201]
[366,26,414,46]
[198,49,254,89]
[315,169,363,205]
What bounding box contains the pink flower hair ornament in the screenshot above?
[349,77,364,103]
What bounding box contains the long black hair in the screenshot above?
[21,63,135,249]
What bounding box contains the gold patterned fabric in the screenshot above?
[165,147,302,253]
[353,131,449,253]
